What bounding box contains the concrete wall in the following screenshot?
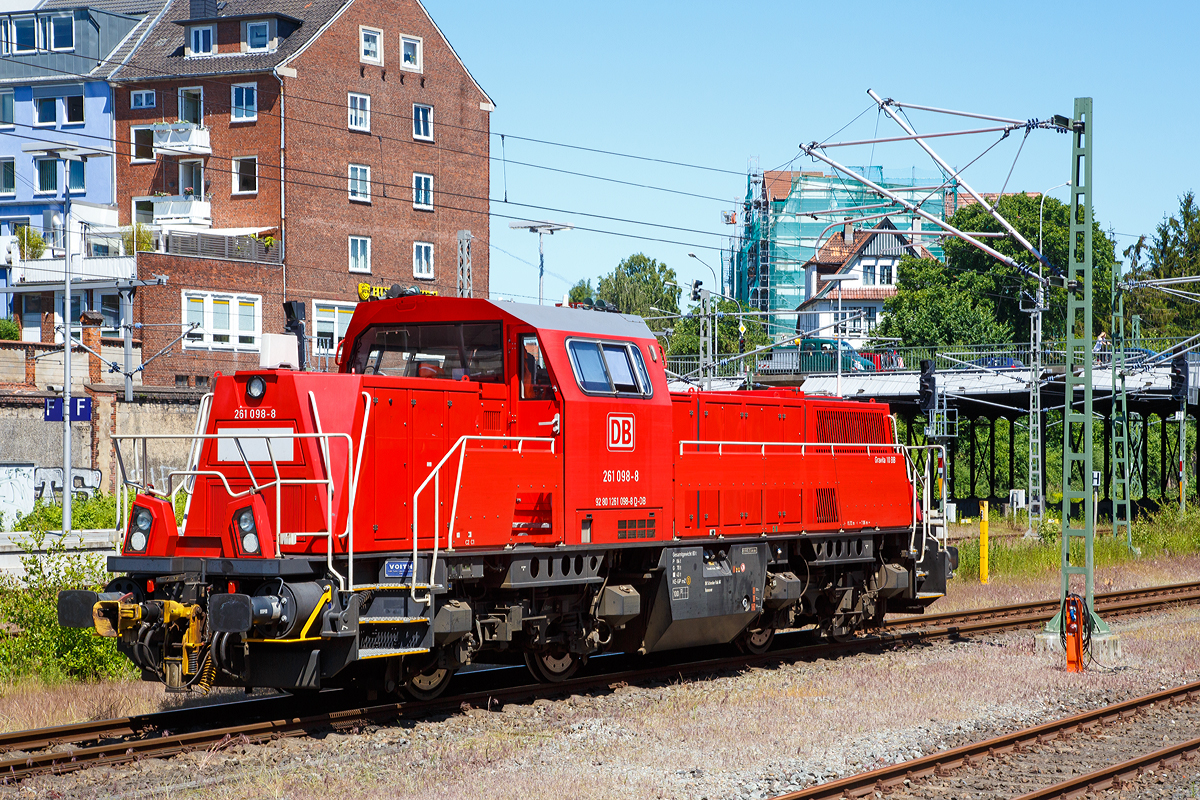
[0,386,203,528]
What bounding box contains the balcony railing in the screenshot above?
[151,122,212,156]
[163,230,280,264]
[137,196,212,227]
[10,255,136,284]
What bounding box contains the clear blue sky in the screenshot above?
[423,1,1198,303]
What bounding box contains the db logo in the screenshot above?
[607,413,635,451]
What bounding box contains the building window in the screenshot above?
[413,172,433,210]
[413,103,432,140]
[865,306,878,332]
[232,156,257,194]
[400,35,422,70]
[861,261,875,286]
[179,159,203,196]
[413,241,433,279]
[179,87,202,124]
[348,164,370,202]
[245,21,269,51]
[348,93,370,132]
[314,301,356,355]
[131,90,155,109]
[12,18,36,53]
[0,92,12,127]
[67,160,84,193]
[99,294,120,336]
[231,83,256,121]
[64,94,83,124]
[34,97,56,126]
[189,25,214,57]
[880,261,893,285]
[348,235,371,273]
[35,159,57,194]
[131,127,154,162]
[50,14,73,51]
[360,26,382,64]
[183,292,261,350]
[0,160,13,195]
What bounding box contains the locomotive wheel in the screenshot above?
[404,666,454,701]
[524,648,586,683]
[736,626,775,655]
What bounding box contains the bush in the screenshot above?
[14,495,120,532]
[15,226,45,260]
[0,530,133,681]
[0,317,18,341]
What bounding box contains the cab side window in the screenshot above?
[520,334,553,400]
[566,339,653,398]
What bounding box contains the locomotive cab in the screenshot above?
[59,295,955,696]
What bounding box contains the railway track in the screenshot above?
[3,579,1198,783]
[774,680,1200,800]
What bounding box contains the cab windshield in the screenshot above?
[350,322,504,382]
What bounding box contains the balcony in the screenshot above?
[136,195,212,227]
[151,122,212,156]
[11,255,137,284]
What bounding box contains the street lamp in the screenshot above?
[509,220,572,305]
[1039,180,1071,257]
[822,274,856,398]
[21,142,111,536]
[687,252,720,296]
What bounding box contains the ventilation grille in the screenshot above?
[814,488,839,524]
[815,409,889,444]
[617,518,656,540]
[483,410,502,431]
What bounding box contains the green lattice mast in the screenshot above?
[1048,98,1109,635]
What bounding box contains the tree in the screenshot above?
[876,257,1013,347]
[121,223,153,255]
[593,253,680,332]
[568,279,594,305]
[15,226,44,261]
[939,193,1116,340]
[1124,192,1200,338]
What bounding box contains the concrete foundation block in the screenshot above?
[1034,630,1123,666]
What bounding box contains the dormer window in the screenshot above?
[49,14,74,51]
[246,21,269,51]
[189,25,214,57]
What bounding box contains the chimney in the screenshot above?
[842,218,854,244]
[189,0,217,19]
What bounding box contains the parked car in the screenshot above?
[757,338,876,374]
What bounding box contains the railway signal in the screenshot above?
[919,359,936,413]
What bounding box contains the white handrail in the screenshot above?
[112,429,354,590]
[411,435,556,606]
[677,436,950,555]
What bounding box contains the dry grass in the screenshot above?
[0,679,248,733]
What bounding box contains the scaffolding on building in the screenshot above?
[724,167,959,339]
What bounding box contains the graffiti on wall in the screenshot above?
[0,463,104,530]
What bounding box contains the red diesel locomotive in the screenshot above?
[59,295,956,698]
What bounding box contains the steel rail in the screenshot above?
[774,681,1200,800]
[4,582,1199,781]
[1011,733,1200,800]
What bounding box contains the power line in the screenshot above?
[3,118,733,245]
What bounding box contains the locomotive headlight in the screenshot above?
[237,508,256,534]
[126,507,153,553]
[236,508,260,554]
[246,376,266,400]
[242,532,260,554]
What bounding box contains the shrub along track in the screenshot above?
[773,681,1200,800]
[2,580,1198,783]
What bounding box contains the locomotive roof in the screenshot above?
[352,295,654,340]
[488,299,653,339]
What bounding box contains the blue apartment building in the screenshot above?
[0,1,152,334]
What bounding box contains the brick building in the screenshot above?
[110,0,492,387]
